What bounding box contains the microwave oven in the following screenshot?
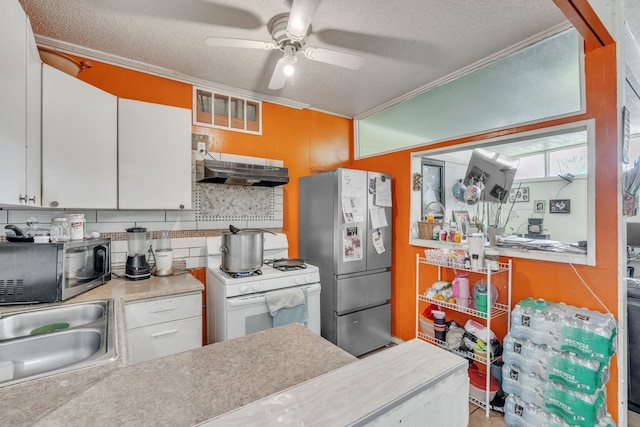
[0,238,111,304]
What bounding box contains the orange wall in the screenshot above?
[71,39,620,417]
[71,56,352,257]
[353,41,621,421]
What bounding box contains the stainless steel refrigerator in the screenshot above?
[299,167,392,356]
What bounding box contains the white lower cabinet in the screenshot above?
[125,292,202,364]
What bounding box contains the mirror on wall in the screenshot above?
[411,120,595,265]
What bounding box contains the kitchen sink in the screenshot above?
[0,300,116,386]
[0,301,106,340]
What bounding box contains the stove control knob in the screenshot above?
[252,283,260,292]
[239,285,250,294]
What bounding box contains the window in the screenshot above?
[548,146,588,177]
[193,86,262,135]
[514,154,545,180]
[356,28,582,158]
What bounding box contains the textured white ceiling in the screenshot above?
[13,0,607,118]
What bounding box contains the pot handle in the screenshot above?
[234,228,277,235]
[219,245,228,253]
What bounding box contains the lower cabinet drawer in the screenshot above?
[127,316,202,364]
[125,293,201,329]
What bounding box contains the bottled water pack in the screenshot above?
[503,335,609,394]
[502,362,608,427]
[510,298,616,363]
[504,394,616,427]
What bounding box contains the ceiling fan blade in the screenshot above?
[204,37,276,50]
[303,47,364,70]
[287,0,320,41]
[268,58,288,90]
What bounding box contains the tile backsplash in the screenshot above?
[0,182,283,269]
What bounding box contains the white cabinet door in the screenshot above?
[42,64,118,208]
[125,293,202,364]
[127,316,202,364]
[118,98,192,210]
[0,1,28,205]
[25,21,42,206]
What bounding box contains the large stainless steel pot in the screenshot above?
[219,227,274,273]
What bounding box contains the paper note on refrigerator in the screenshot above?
[343,225,363,262]
[369,206,388,229]
[372,230,386,254]
[374,177,392,207]
[342,195,364,223]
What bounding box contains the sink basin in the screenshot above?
[0,300,116,386]
[0,329,103,382]
[0,302,106,340]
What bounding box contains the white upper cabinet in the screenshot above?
[25,22,42,206]
[118,98,192,210]
[0,1,41,206]
[42,64,118,209]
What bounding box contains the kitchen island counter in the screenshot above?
[31,324,356,426]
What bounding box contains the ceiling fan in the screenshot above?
[204,0,364,90]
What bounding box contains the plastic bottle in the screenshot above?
[503,334,547,377]
[504,394,556,427]
[510,298,557,346]
[501,363,545,407]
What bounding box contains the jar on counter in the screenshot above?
[66,214,85,240]
[485,249,500,271]
[50,217,70,242]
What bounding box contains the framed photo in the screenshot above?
[509,186,529,202]
[452,210,471,237]
[421,158,445,220]
[533,200,545,214]
[550,199,571,214]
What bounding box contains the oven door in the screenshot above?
[225,283,321,340]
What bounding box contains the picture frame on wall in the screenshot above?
[533,200,545,214]
[509,186,529,202]
[550,199,571,214]
[421,158,445,220]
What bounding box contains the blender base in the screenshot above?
[125,255,151,280]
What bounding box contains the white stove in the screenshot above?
[205,233,321,344]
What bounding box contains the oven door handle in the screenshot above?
[228,294,267,308]
[227,283,321,308]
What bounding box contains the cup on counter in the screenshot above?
[468,233,485,271]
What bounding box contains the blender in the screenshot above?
[154,230,174,276]
[125,227,151,280]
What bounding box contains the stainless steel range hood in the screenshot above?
[197,160,289,187]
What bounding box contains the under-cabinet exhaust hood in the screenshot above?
[197,160,289,187]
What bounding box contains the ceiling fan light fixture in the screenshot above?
[283,63,295,76]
